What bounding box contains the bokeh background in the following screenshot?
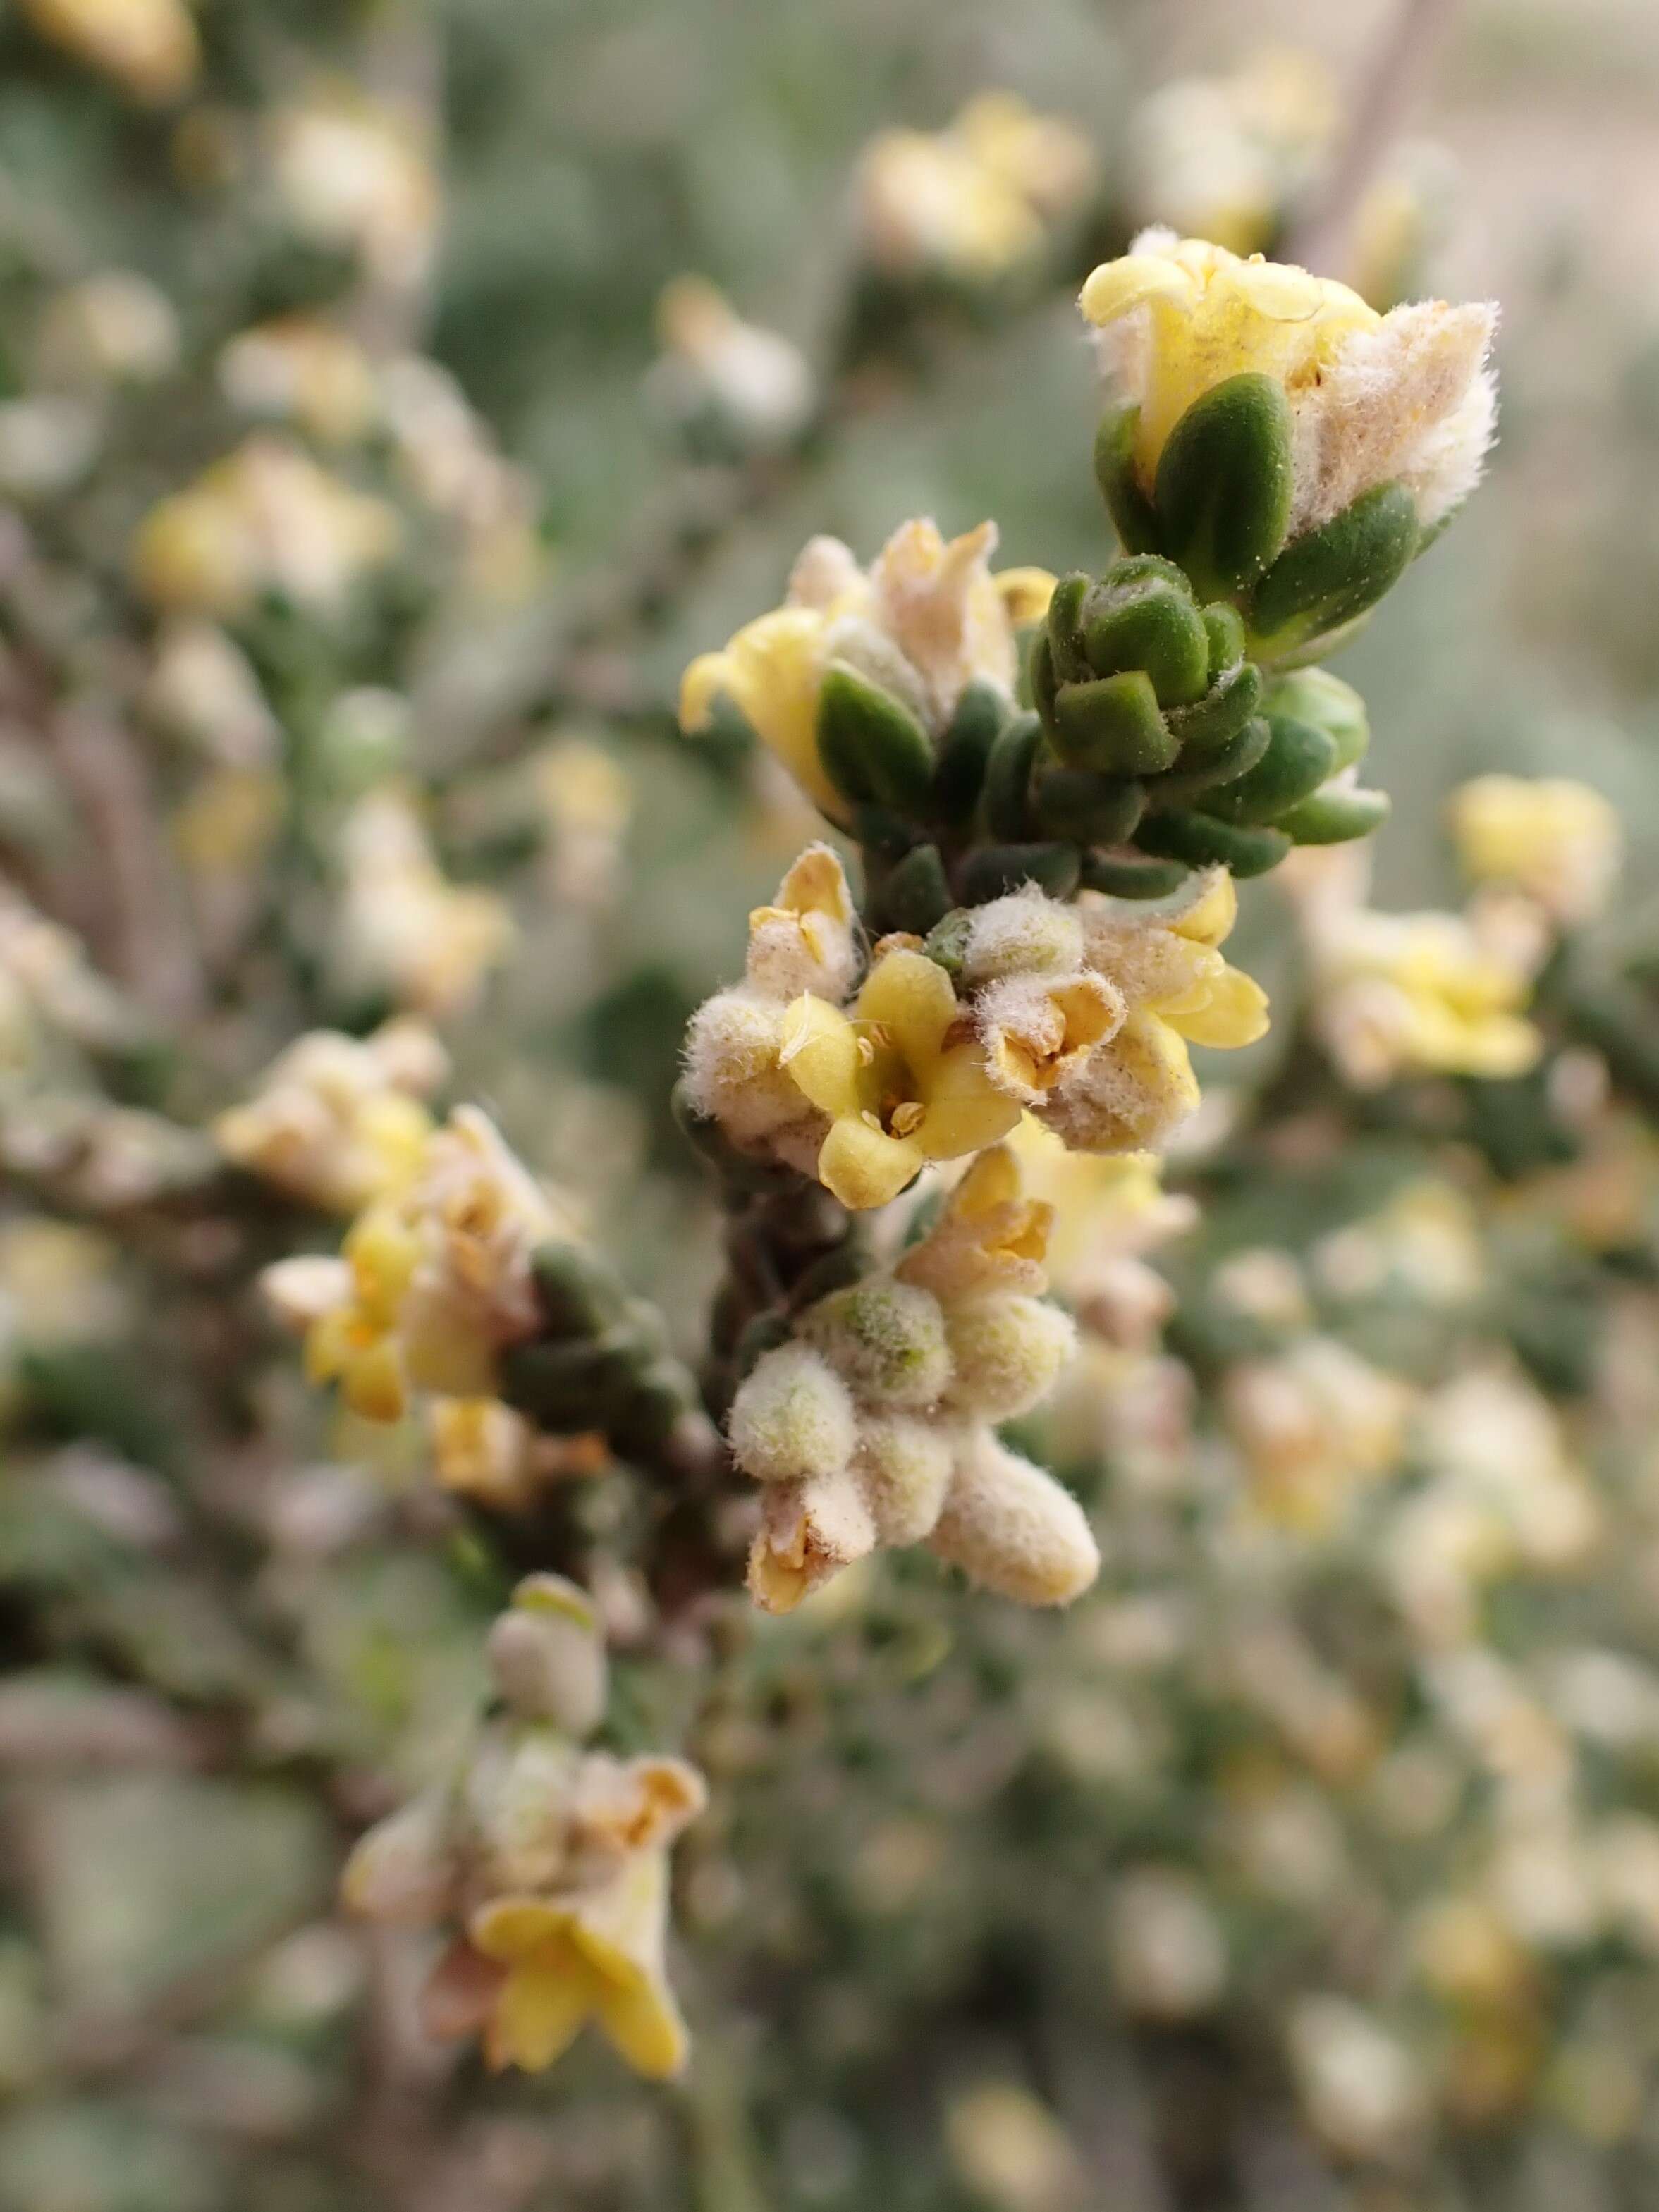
[5,1,1659,2208]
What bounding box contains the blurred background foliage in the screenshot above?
[5,1,1659,2209]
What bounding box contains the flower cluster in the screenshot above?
[685,848,1264,1210]
[853,92,1097,288]
[332,787,515,1022]
[1084,232,1496,659]
[132,435,400,620]
[345,1575,704,2077]
[680,516,1052,823]
[214,1018,448,1215]
[728,1145,1096,1611]
[262,1106,567,1422]
[1283,846,1544,1089]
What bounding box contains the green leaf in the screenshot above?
[876,842,953,935]
[1031,766,1146,844]
[1262,666,1371,771]
[1078,852,1191,899]
[1082,573,1210,706]
[1045,572,1094,682]
[1149,715,1271,804]
[1247,482,1419,657]
[816,661,935,814]
[981,710,1043,839]
[1094,405,1161,552]
[1275,786,1392,844]
[1153,373,1294,590]
[1199,713,1338,823]
[532,1243,621,1337]
[1163,658,1263,756]
[1052,671,1177,775]
[931,678,1007,824]
[960,842,1082,904]
[1135,810,1291,877]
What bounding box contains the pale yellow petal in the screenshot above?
[1169,866,1238,948]
[470,1896,575,1962]
[994,566,1056,625]
[1079,253,1194,326]
[856,949,960,1071]
[486,1954,594,2072]
[816,1117,926,1210]
[1169,966,1270,1049]
[593,1967,690,2079]
[917,1043,1024,1161]
[779,994,865,1116]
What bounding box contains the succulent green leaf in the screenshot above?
[960,842,1082,904]
[1082,576,1210,707]
[1052,670,1177,775]
[1149,715,1271,804]
[1247,482,1419,658]
[1152,372,1294,591]
[931,678,1008,823]
[1163,658,1264,756]
[981,709,1043,839]
[876,841,953,935]
[1135,809,1291,878]
[1275,786,1392,844]
[1031,766,1146,845]
[1262,666,1370,772]
[1094,405,1161,553]
[1199,713,1338,823]
[816,660,935,815]
[1078,852,1192,899]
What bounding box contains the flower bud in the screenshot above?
[681,988,816,1145]
[943,1294,1077,1420]
[855,1415,955,1545]
[801,1279,952,1408]
[747,1466,879,1614]
[486,1575,608,1735]
[728,1344,858,1482]
[961,889,1084,983]
[928,1432,1098,1605]
[341,1790,454,1925]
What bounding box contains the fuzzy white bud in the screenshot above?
[943,1294,1077,1420]
[801,1278,952,1408]
[728,1344,859,1482]
[929,1432,1098,1606]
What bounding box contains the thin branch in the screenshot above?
[1284,0,1462,277]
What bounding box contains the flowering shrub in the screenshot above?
[4,7,1658,2208]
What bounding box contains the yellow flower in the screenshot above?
[679,518,1053,815]
[975,969,1125,1107]
[268,94,439,294]
[1041,868,1268,1153]
[779,947,1020,1208]
[897,1142,1054,1301]
[302,1200,422,1421]
[1311,907,1541,1088]
[466,1850,689,2077]
[651,275,815,449]
[132,436,400,619]
[20,0,198,102]
[214,1019,443,1215]
[1127,49,1340,259]
[218,315,379,446]
[1448,775,1622,926]
[1080,231,1495,537]
[334,786,514,1021]
[855,94,1096,283]
[274,1107,570,1420]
